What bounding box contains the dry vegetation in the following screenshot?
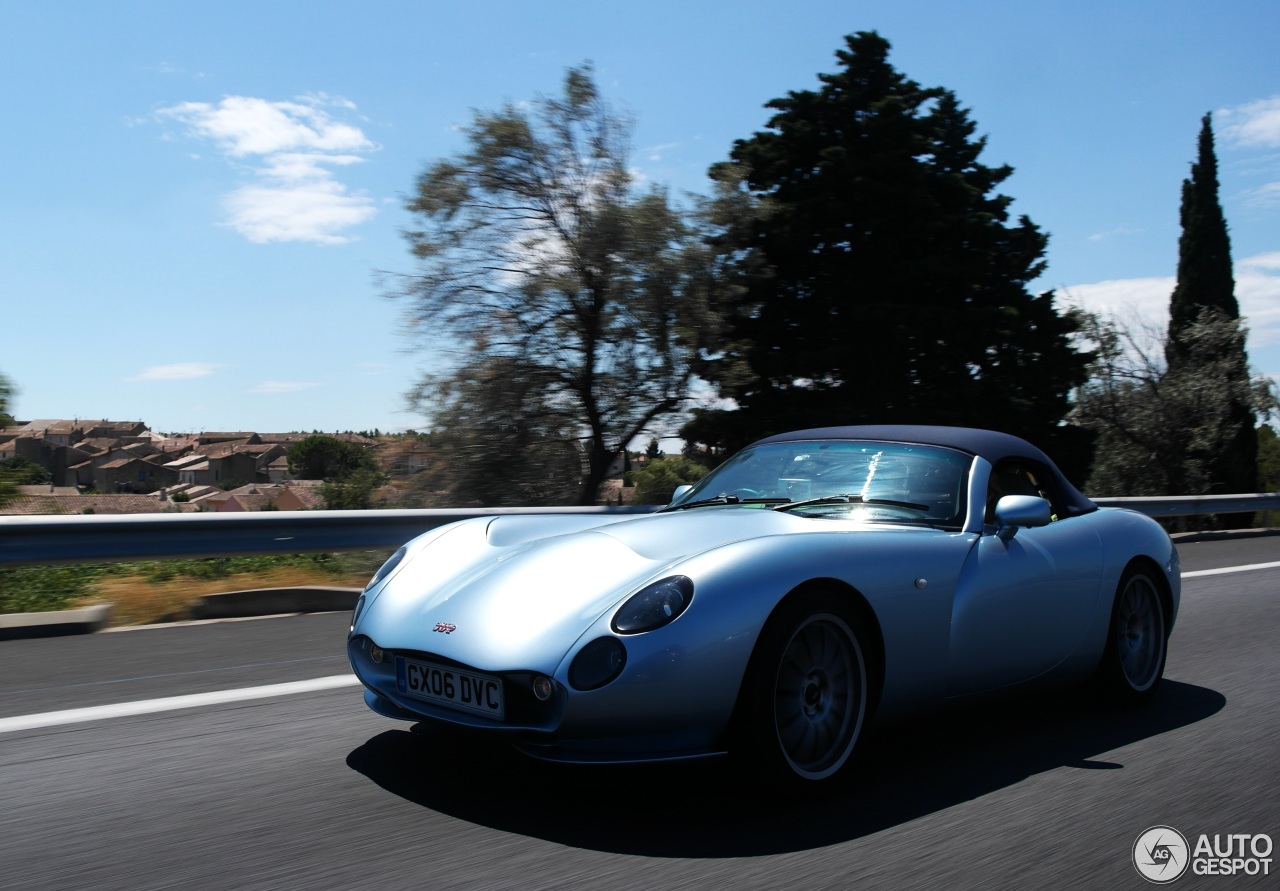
[1,552,389,625]
[83,566,371,626]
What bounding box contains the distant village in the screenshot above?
[0,419,411,515]
[0,418,637,514]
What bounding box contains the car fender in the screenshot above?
[1083,507,1182,652]
[551,526,978,743]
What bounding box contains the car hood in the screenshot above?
[357,507,809,670]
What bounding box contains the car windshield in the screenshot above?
[666,440,971,527]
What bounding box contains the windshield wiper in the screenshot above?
[662,494,791,512]
[773,494,929,512]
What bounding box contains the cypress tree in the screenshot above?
[1167,114,1240,362]
[1164,114,1257,498]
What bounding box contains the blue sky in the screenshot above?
[2,1,1278,435]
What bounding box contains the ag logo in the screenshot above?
[1133,825,1190,883]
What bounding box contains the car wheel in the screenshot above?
[1096,564,1168,703]
[736,591,868,793]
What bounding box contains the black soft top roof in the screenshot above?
[752,425,1096,518]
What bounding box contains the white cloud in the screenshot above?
[153,61,207,79]
[1219,96,1280,149]
[643,142,679,162]
[1059,252,1280,348]
[1087,227,1143,242]
[1237,253,1280,347]
[1243,180,1280,208]
[1219,96,1280,213]
[250,380,319,394]
[1241,251,1280,271]
[159,95,374,157]
[226,173,376,245]
[157,94,378,244]
[259,151,366,181]
[127,362,221,382]
[1058,275,1174,324]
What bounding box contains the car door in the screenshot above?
[946,460,1105,697]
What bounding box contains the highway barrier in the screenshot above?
[1,496,1278,567]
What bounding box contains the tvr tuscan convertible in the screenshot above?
[348,425,1179,792]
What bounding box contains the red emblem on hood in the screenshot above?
[433,622,457,634]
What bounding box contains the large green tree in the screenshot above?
[688,33,1090,473]
[286,435,375,482]
[394,66,723,505]
[1165,113,1257,498]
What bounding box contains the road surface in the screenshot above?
[1,532,1276,890]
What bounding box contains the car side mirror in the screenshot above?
[993,495,1052,541]
[670,484,693,504]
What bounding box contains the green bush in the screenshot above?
[0,551,391,614]
[0,564,110,613]
[631,456,710,505]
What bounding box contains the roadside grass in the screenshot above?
[89,565,373,626]
[0,552,389,626]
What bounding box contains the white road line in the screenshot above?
[1183,560,1280,579]
[0,674,361,735]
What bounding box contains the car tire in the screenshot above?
[1094,563,1168,704]
[735,589,869,794]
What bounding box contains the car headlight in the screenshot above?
[568,637,627,690]
[612,576,693,634]
[365,545,408,592]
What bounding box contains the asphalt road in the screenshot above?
[1,533,1277,890]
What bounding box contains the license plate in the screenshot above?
[396,656,505,721]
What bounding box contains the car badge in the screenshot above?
[433,622,457,634]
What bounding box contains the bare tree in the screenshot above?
[1071,308,1276,497]
[401,358,585,507]
[0,372,16,507]
[392,66,723,505]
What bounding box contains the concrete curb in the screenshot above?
[189,586,360,620]
[0,603,115,641]
[0,587,361,641]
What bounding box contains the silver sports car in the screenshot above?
[348,425,1179,792]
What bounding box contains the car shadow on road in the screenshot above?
[345,679,1224,857]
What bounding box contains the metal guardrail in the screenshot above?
[1093,493,1280,518]
[1,495,1277,568]
[0,506,658,567]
